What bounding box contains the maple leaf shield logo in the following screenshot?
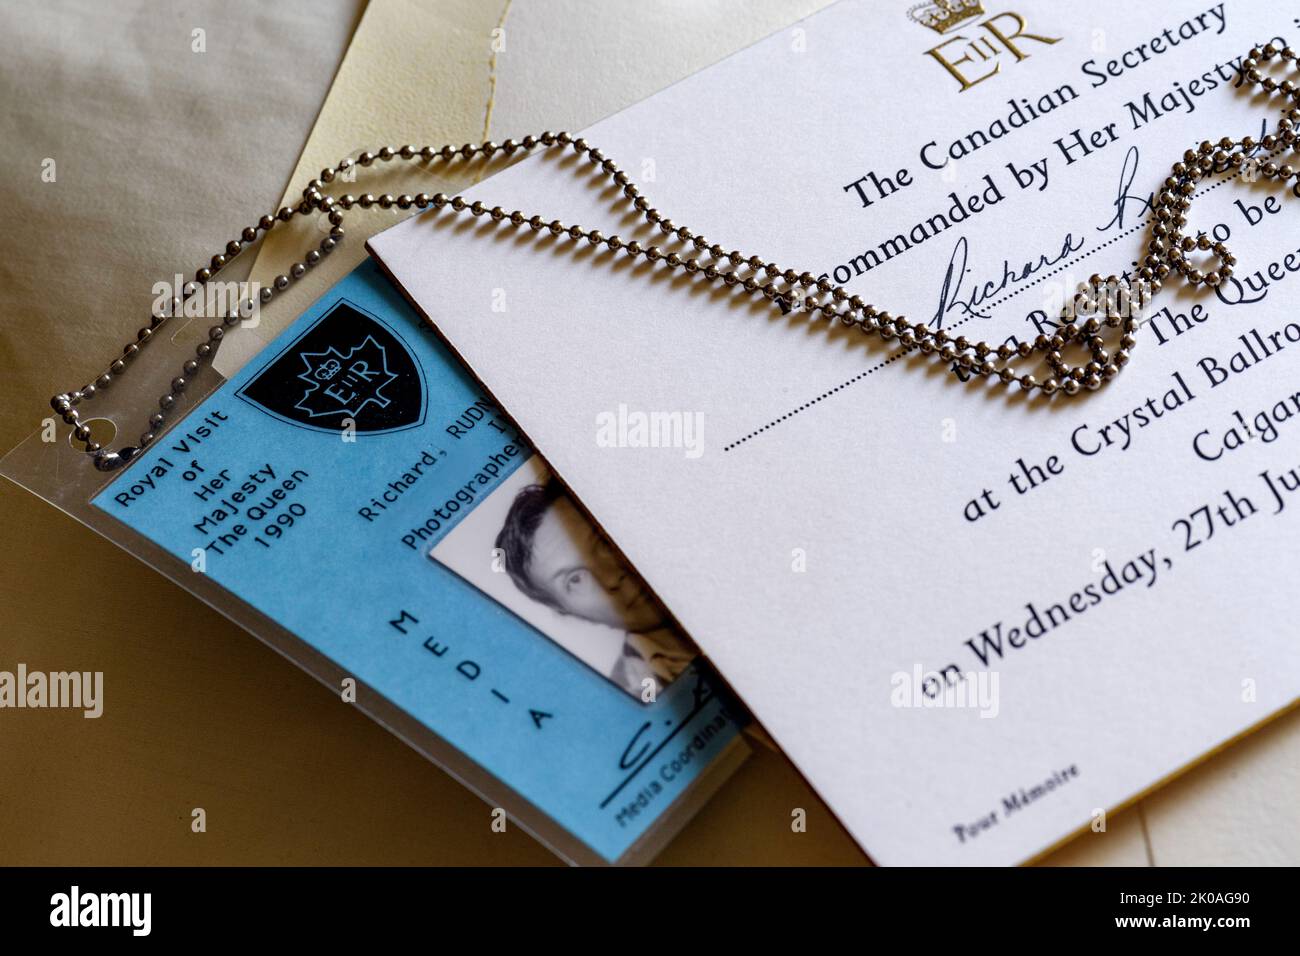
[294,335,397,420]
[237,301,426,434]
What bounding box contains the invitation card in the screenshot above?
[89,260,747,865]
[370,0,1300,864]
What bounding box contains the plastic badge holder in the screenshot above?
[1,261,749,866]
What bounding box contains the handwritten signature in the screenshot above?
[1096,145,1153,234]
[931,232,1085,328]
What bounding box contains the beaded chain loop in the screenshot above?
[52,44,1300,471]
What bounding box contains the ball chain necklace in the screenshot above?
[52,44,1300,472]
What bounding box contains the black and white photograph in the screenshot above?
[431,456,695,698]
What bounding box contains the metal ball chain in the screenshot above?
[52,44,1300,471]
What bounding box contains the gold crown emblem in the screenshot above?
[907,0,985,34]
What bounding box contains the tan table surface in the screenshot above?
[2,0,1293,867]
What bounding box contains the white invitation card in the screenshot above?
[370,0,1300,864]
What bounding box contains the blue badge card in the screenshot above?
[93,259,746,863]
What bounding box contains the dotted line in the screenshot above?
[722,349,911,451]
[721,159,1260,453]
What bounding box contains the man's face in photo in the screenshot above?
[524,495,667,632]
